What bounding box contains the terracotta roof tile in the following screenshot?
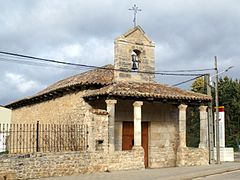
[6,64,211,108]
[36,64,114,95]
[5,65,114,108]
[84,82,211,101]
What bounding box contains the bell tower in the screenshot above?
[114,26,155,83]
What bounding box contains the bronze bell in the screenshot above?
[132,61,138,70]
[131,51,138,70]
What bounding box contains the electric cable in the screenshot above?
[172,75,205,86]
[0,51,208,77]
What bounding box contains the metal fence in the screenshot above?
[0,122,88,154]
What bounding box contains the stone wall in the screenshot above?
[88,112,109,152]
[114,27,155,83]
[149,121,178,168]
[176,147,209,166]
[10,91,111,155]
[0,149,144,180]
[114,100,179,168]
[147,104,178,168]
[11,91,91,125]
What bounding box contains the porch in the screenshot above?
[89,98,209,168]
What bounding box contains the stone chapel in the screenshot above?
[6,26,211,168]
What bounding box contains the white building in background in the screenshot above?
[0,106,12,152]
[214,106,234,162]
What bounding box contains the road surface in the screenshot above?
[196,170,240,180]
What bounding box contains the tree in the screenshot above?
[191,77,205,94]
[186,77,205,147]
[218,77,240,150]
[189,76,240,150]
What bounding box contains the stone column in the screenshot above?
[178,104,188,148]
[199,105,208,148]
[114,121,122,151]
[133,101,143,147]
[105,99,117,153]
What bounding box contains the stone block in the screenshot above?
[0,149,144,179]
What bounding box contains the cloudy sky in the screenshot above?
[0,0,239,105]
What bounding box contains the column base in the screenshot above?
[109,144,115,153]
[214,147,234,162]
[132,145,144,150]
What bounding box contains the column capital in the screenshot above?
[133,101,143,107]
[178,104,188,111]
[199,105,208,112]
[105,99,117,105]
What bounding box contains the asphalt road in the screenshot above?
[196,170,240,180]
[40,163,240,180]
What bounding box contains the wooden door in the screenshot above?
[122,122,148,167]
[122,122,134,150]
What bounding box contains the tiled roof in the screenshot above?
[6,64,211,109]
[36,64,114,95]
[84,82,211,101]
[5,65,114,108]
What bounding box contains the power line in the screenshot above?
[173,65,234,86]
[155,68,215,73]
[172,75,205,87]
[0,55,203,76]
[0,50,214,73]
[0,57,92,71]
[0,51,98,68]
[0,51,206,77]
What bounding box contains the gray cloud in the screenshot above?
[0,0,239,105]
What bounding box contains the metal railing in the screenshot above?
[0,122,88,154]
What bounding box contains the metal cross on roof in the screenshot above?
[129,4,142,27]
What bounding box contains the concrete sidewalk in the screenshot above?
[40,162,240,180]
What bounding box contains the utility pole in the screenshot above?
[205,74,214,163]
[215,56,220,164]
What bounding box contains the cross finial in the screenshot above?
[129,4,142,27]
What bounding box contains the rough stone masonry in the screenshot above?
[0,149,144,180]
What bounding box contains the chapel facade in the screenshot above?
[6,26,211,168]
